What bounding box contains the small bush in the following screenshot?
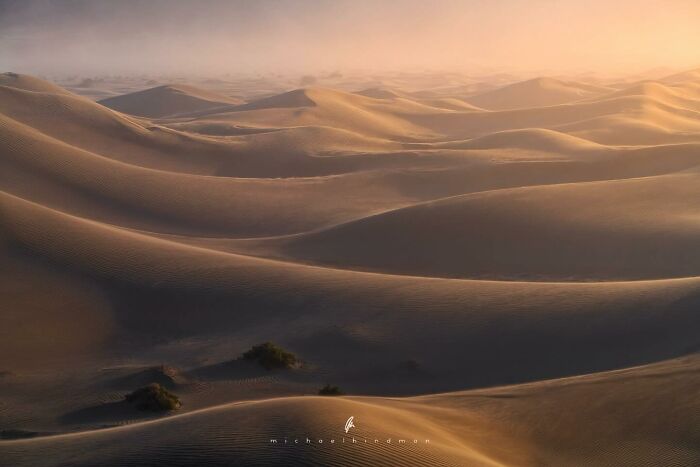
[242,342,298,370]
[318,384,343,396]
[125,383,181,411]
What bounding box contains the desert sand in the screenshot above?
[1,68,700,466]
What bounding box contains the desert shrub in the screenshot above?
[125,383,181,411]
[242,342,298,370]
[318,384,343,396]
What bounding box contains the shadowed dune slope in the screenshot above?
[1,190,699,387]
[229,166,700,280]
[99,84,244,118]
[1,355,697,467]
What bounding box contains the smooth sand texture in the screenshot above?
[466,77,614,110]
[2,356,698,466]
[1,71,699,466]
[99,84,244,118]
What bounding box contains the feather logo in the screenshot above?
[344,416,355,434]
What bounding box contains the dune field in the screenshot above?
[1,67,700,466]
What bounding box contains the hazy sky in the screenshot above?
[1,0,699,76]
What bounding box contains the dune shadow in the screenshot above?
[59,400,158,425]
[187,359,277,382]
[108,365,187,390]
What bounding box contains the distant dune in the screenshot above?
[99,84,244,118]
[660,67,700,85]
[599,80,700,111]
[465,77,615,110]
[0,71,74,95]
[356,87,484,111]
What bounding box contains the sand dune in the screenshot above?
[592,81,700,111]
[3,70,700,466]
[411,94,700,144]
[183,87,443,140]
[0,83,240,174]
[2,356,697,467]
[2,189,699,386]
[466,77,614,110]
[99,84,244,118]
[660,67,700,84]
[227,168,700,280]
[356,87,484,111]
[436,127,606,152]
[0,112,438,235]
[0,72,74,95]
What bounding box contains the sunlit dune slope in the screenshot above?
[0,72,74,96]
[356,86,484,111]
[186,87,442,140]
[411,94,700,143]
[0,83,239,174]
[660,67,700,85]
[466,77,614,110]
[0,112,439,235]
[587,81,700,111]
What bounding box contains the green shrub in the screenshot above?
[318,384,343,396]
[242,342,298,370]
[125,383,181,411]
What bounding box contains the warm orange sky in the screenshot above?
[1,0,698,75]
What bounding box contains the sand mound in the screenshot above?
[3,356,697,466]
[597,81,700,111]
[659,67,700,85]
[231,88,318,111]
[355,87,408,100]
[0,113,437,235]
[202,87,440,139]
[410,93,700,143]
[0,72,74,95]
[439,128,605,152]
[99,84,243,118]
[246,169,700,280]
[2,189,699,388]
[466,77,613,110]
